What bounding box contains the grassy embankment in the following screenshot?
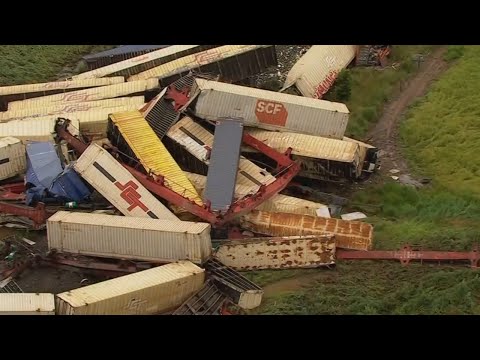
[0,45,114,86]
[249,45,480,315]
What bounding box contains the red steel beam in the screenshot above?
[54,117,301,227]
[0,202,52,230]
[336,245,480,268]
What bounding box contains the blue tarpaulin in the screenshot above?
[24,142,91,205]
[49,166,91,202]
[26,142,63,188]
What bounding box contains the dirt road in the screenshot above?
[368,47,449,178]
[258,47,452,304]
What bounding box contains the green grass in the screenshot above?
[324,45,437,139]
[257,263,480,315]
[0,45,114,85]
[251,45,480,315]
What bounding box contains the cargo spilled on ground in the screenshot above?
[1,44,471,315]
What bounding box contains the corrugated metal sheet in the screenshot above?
[8,79,158,110]
[191,78,349,139]
[185,172,330,217]
[47,211,212,264]
[244,129,359,162]
[75,46,216,80]
[0,118,80,143]
[0,77,124,97]
[242,128,364,179]
[3,96,144,115]
[55,261,205,315]
[167,117,275,195]
[0,107,140,141]
[283,45,357,99]
[204,118,243,212]
[128,45,272,82]
[0,137,26,181]
[73,144,178,221]
[83,45,169,60]
[108,111,202,205]
[214,235,336,270]
[0,293,55,315]
[0,101,144,122]
[204,258,263,310]
[240,210,373,251]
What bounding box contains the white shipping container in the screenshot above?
[0,118,80,143]
[214,235,336,270]
[73,45,202,80]
[128,45,267,82]
[283,45,357,99]
[0,107,137,141]
[185,172,330,217]
[73,144,178,221]
[55,261,205,315]
[0,98,145,121]
[0,293,55,315]
[167,117,275,195]
[8,79,158,110]
[0,137,26,180]
[47,211,212,264]
[0,77,124,96]
[191,78,349,139]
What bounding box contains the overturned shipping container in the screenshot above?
[0,77,125,111]
[240,210,373,251]
[55,261,205,315]
[166,117,275,196]
[47,211,212,264]
[76,45,218,80]
[190,78,349,139]
[204,258,264,310]
[0,118,80,143]
[108,111,203,205]
[128,45,278,87]
[73,144,178,221]
[0,137,26,181]
[185,172,330,217]
[0,293,55,315]
[81,45,171,71]
[0,96,145,121]
[8,79,158,110]
[242,129,377,181]
[214,235,336,270]
[283,45,357,99]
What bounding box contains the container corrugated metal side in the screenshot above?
[0,118,80,143]
[240,210,373,251]
[214,235,336,270]
[8,79,158,110]
[167,117,275,195]
[0,293,55,315]
[55,261,205,315]
[243,128,364,178]
[191,78,349,139]
[185,172,329,217]
[128,45,267,82]
[109,111,203,206]
[47,211,212,264]
[73,144,178,221]
[0,137,26,180]
[0,97,145,121]
[0,77,124,96]
[283,45,357,99]
[1,107,139,141]
[73,45,208,80]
